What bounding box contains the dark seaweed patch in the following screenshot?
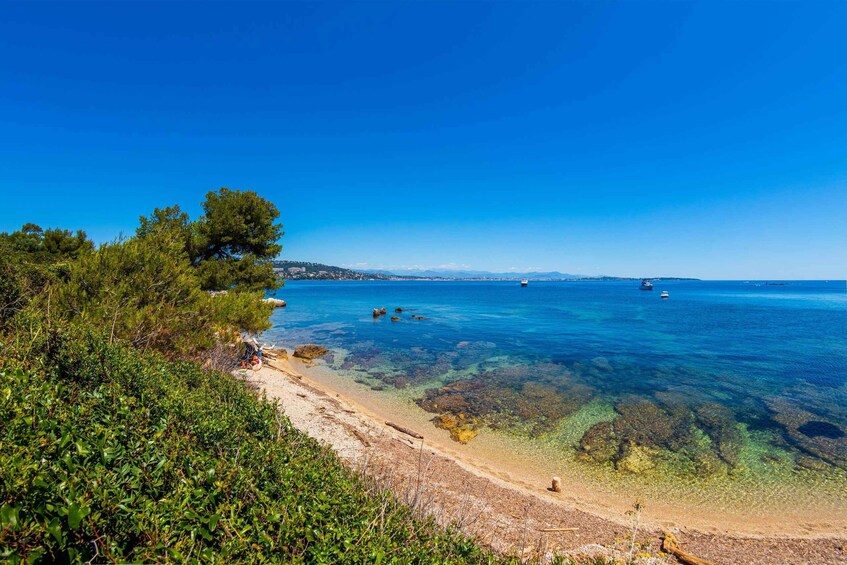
[798,421,844,439]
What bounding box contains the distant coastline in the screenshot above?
[273,260,700,282]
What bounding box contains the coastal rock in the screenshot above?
[390,316,400,322]
[691,449,726,478]
[591,357,613,372]
[432,413,479,444]
[614,399,690,449]
[576,397,743,477]
[419,390,471,414]
[450,427,479,444]
[418,370,591,437]
[373,308,381,318]
[264,297,286,308]
[380,307,387,315]
[264,348,288,361]
[395,307,403,313]
[765,397,847,471]
[412,315,426,320]
[433,413,459,430]
[694,403,742,467]
[292,344,330,361]
[578,421,619,463]
[617,443,656,474]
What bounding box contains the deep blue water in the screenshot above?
[265,280,847,472]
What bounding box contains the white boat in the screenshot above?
[660,290,669,299]
[521,279,528,287]
[640,279,653,290]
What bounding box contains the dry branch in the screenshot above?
[662,532,715,565]
[385,421,423,439]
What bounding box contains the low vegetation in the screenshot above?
[0,189,504,563]
[0,326,491,563]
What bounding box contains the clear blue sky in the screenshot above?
[1,1,845,279]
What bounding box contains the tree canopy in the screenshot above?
[136,188,283,292]
[0,223,93,261]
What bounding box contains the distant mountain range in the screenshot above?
[362,268,587,280]
[273,261,698,281]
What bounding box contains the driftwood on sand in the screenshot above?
[662,532,715,565]
[385,421,424,439]
[350,427,371,447]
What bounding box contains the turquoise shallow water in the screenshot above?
[264,280,847,493]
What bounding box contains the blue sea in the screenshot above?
[264,280,847,515]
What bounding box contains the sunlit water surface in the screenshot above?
[264,280,847,527]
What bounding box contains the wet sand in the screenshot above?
[244,355,847,563]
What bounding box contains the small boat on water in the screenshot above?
[640,279,653,290]
[661,290,669,299]
[521,279,529,287]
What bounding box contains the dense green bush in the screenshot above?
[53,232,271,357]
[0,326,492,563]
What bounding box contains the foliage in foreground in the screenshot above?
[0,325,491,563]
[53,232,272,356]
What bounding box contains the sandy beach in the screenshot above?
[243,355,847,564]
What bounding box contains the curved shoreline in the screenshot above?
[247,355,847,563]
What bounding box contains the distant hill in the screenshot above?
[272,261,391,281]
[274,262,699,281]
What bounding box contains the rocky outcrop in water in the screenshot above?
[418,367,592,437]
[432,413,479,444]
[292,344,330,361]
[577,397,745,477]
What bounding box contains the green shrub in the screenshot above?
[0,326,494,563]
[54,234,208,356]
[204,290,273,337]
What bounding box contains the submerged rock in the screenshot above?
[765,398,847,471]
[576,397,744,477]
[292,344,330,361]
[617,443,656,474]
[450,427,479,444]
[432,413,480,444]
[578,421,619,463]
[694,403,743,467]
[390,316,400,322]
[418,368,591,436]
